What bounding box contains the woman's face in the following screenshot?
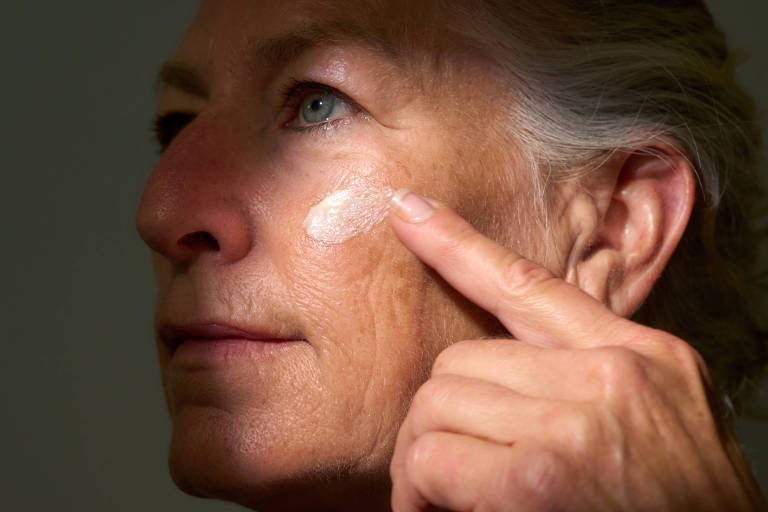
[137,0,541,508]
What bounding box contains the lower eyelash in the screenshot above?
[289,116,355,135]
[280,78,368,134]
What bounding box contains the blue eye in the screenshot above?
[298,90,352,126]
[280,80,364,131]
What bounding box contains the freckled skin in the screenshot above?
[303,187,394,244]
[137,0,524,510]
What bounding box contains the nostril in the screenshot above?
[178,231,220,252]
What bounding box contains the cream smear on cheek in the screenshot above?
[303,187,394,244]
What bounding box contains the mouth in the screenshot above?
[158,322,308,361]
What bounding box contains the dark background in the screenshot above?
[1,1,765,510]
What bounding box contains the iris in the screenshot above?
[300,91,346,124]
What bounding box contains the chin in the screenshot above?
[166,405,392,512]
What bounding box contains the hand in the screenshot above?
[387,190,767,512]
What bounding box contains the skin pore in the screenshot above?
[137,1,527,510]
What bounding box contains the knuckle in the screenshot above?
[556,407,596,450]
[594,346,649,398]
[498,253,557,300]
[436,222,479,265]
[658,333,710,380]
[630,329,714,388]
[405,432,444,481]
[411,376,452,417]
[500,447,564,508]
[431,340,476,375]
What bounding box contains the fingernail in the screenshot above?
[390,188,435,223]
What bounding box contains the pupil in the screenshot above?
[302,92,335,123]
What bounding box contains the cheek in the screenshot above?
[277,176,412,361]
[256,150,431,420]
[240,131,508,443]
[257,146,405,340]
[303,186,394,245]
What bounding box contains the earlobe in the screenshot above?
[569,146,695,317]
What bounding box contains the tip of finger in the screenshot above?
[389,189,447,223]
[390,189,437,223]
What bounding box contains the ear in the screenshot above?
[564,145,696,318]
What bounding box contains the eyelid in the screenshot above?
[279,78,369,130]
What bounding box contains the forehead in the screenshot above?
[192,0,439,39]
[174,0,454,77]
[164,0,509,131]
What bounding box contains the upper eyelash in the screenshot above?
[279,78,366,130]
[279,78,358,110]
[151,80,365,151]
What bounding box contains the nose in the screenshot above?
[136,123,253,268]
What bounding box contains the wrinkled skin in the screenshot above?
[136,0,767,510]
[387,197,767,511]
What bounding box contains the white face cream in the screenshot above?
[303,187,394,244]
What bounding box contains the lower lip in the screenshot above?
[170,338,305,368]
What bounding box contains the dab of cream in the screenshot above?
[303,187,393,244]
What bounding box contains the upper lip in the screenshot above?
[158,323,305,352]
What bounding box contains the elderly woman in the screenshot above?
[136,0,767,510]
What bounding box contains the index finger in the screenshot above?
[388,189,632,349]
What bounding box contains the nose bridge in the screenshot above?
[136,114,254,267]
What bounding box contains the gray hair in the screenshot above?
[319,0,767,413]
[441,0,768,414]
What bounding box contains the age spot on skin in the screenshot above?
[303,186,395,244]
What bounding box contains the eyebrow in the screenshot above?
[156,21,398,99]
[157,64,208,98]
